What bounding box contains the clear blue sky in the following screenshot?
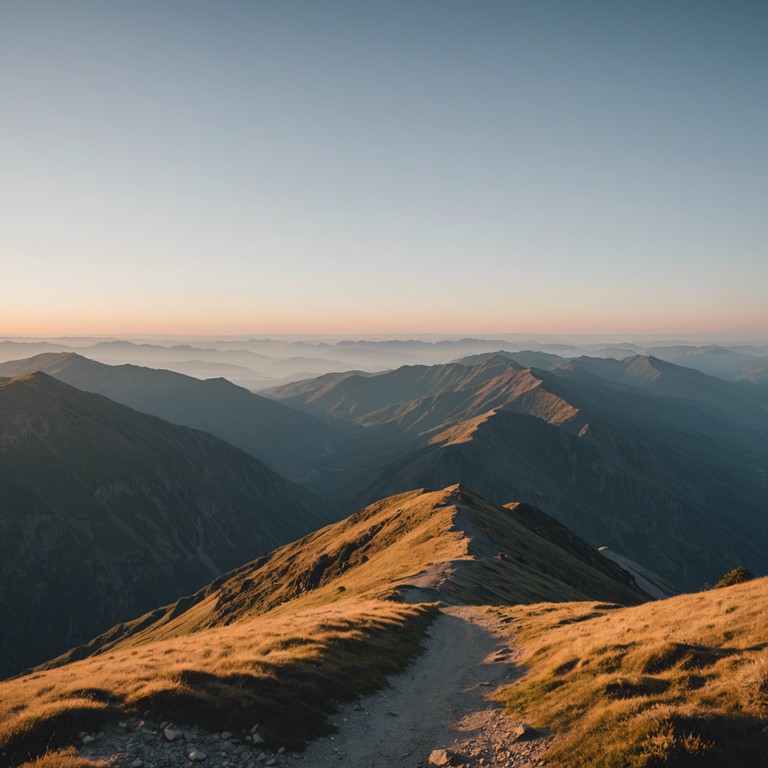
[2,0,766,334]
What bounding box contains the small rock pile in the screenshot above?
[425,723,549,767]
[78,717,295,767]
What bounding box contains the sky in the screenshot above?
[2,0,767,336]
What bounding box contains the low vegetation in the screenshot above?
[713,566,755,589]
[497,576,768,767]
[17,748,106,768]
[0,599,435,766]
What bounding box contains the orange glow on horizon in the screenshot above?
[2,306,766,339]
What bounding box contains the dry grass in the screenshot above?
[496,577,768,767]
[42,488,468,664]
[0,598,435,766]
[17,748,107,767]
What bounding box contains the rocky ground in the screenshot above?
[79,717,296,768]
[78,605,552,768]
[301,606,552,768]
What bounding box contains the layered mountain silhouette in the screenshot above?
[269,356,768,588]
[0,372,331,677]
[0,353,340,480]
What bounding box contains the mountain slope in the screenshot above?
[0,352,340,479]
[648,344,767,380]
[454,349,567,369]
[265,356,526,421]
[354,406,768,588]
[45,484,647,666]
[556,354,766,421]
[0,372,330,677]
[0,484,646,766]
[500,576,768,768]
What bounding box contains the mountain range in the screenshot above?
[2,338,768,768]
[267,354,768,589]
[2,345,767,657]
[3,336,767,391]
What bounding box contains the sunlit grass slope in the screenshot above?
[45,485,645,663]
[0,599,435,765]
[17,748,107,768]
[498,576,768,767]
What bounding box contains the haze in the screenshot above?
[2,1,766,335]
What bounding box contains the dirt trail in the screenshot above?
[302,605,551,768]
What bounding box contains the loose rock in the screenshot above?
[514,723,542,741]
[429,748,459,766]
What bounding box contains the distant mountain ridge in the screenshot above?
[268,355,768,588]
[0,352,341,480]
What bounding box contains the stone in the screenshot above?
[118,721,129,730]
[165,726,184,742]
[252,733,265,745]
[221,730,233,740]
[429,749,457,766]
[265,760,277,767]
[82,735,96,745]
[188,751,208,762]
[277,747,285,754]
[514,723,542,741]
[130,761,144,768]
[250,724,260,733]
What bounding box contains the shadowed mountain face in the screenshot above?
[0,353,341,480]
[647,344,765,380]
[269,357,768,589]
[555,354,766,421]
[0,373,331,678]
[43,484,648,668]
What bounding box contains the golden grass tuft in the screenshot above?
[17,748,107,768]
[497,577,768,767]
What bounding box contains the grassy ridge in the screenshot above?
[497,577,768,767]
[45,486,643,669]
[0,599,435,766]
